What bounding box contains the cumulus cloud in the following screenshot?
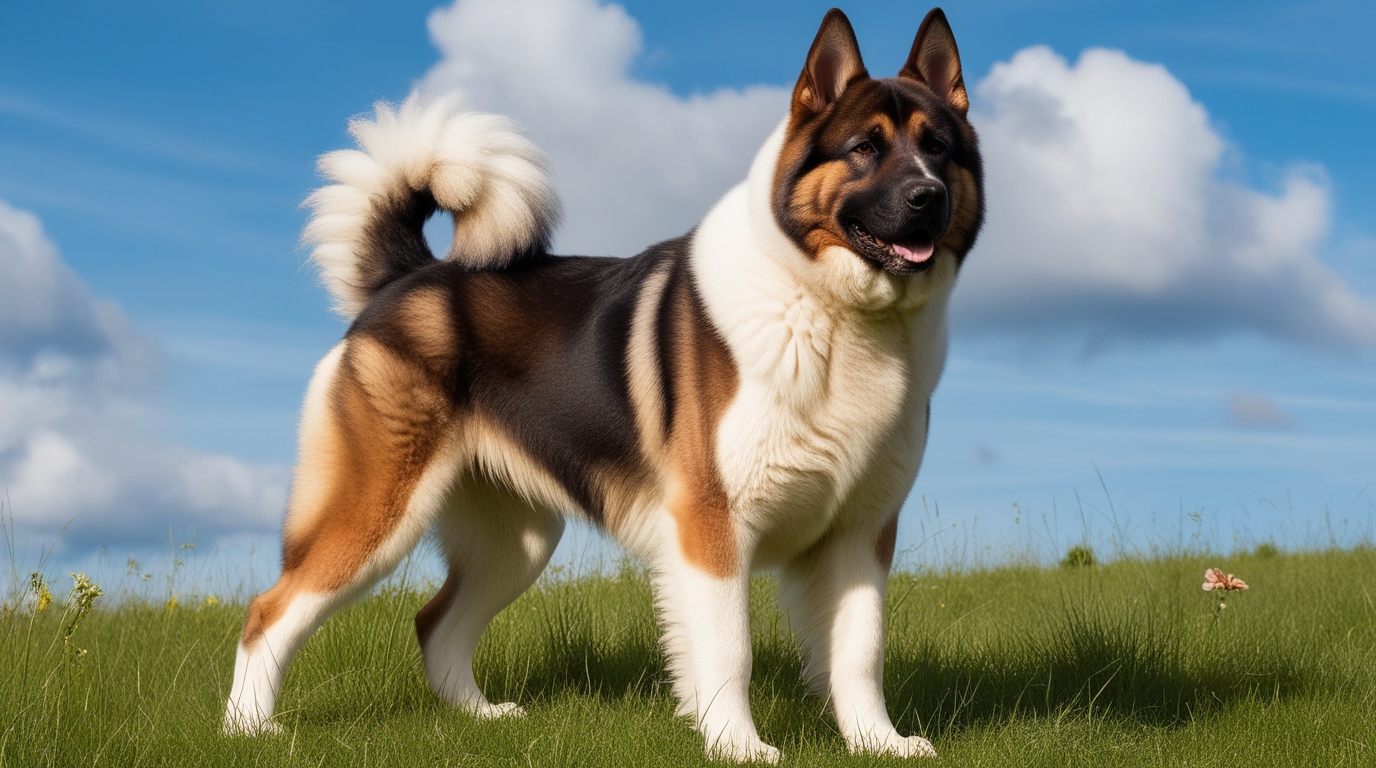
[0,200,285,549]
[952,46,1376,349]
[418,0,789,257]
[412,0,1375,350]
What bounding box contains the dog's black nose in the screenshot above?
[906,183,947,212]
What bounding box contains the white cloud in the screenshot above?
[0,200,286,549]
[954,46,1376,349]
[419,0,789,257]
[414,0,1375,349]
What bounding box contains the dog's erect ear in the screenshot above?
[792,9,867,118]
[899,8,968,114]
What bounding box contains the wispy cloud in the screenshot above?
[0,88,283,175]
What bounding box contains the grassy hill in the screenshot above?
[3,546,1374,766]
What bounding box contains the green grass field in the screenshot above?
[3,547,1374,767]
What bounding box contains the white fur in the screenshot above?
[665,118,959,758]
[694,119,955,564]
[224,592,332,734]
[303,92,560,318]
[647,520,778,763]
[421,475,564,718]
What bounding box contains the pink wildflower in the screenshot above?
[1202,568,1248,591]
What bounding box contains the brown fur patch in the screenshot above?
[240,582,291,647]
[905,112,929,135]
[399,286,456,368]
[462,273,564,376]
[415,569,461,649]
[875,511,900,570]
[663,267,739,577]
[941,164,982,256]
[277,336,450,594]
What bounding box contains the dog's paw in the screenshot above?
[889,735,937,758]
[707,736,781,764]
[470,701,526,720]
[850,733,937,758]
[221,714,283,737]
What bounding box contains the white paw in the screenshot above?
[221,713,283,737]
[470,700,526,719]
[850,733,937,758]
[706,736,781,764]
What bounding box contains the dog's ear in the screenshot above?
[899,8,968,114]
[792,9,867,119]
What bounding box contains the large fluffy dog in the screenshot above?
[225,7,982,761]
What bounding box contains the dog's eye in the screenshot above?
[851,141,876,155]
[923,138,948,156]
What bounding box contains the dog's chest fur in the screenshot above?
[692,183,952,566]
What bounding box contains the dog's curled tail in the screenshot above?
[303,92,560,318]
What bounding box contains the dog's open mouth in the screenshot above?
[848,219,935,265]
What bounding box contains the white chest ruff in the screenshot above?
[691,176,954,564]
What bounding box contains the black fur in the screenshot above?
[347,234,687,522]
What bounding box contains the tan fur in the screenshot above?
[244,337,451,646]
[943,164,982,255]
[664,277,740,578]
[240,584,292,648]
[589,462,657,537]
[789,160,853,257]
[626,265,673,463]
[400,287,457,368]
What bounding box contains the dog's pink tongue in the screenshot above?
[893,242,934,263]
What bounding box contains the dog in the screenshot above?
[224,7,982,761]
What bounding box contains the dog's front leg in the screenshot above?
[782,522,936,758]
[651,527,777,764]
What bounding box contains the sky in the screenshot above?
[1,0,1373,582]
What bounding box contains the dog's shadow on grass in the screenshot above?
[288,584,1307,742]
[483,604,1307,743]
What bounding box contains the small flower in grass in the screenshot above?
[63,572,103,663]
[1203,567,1248,621]
[1202,568,1248,591]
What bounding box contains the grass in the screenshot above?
[3,547,1375,766]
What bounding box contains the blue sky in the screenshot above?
[1,0,1373,578]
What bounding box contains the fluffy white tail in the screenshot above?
[303,93,560,318]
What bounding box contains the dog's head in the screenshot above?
[772,8,983,285]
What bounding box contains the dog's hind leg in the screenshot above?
[415,477,563,717]
[224,340,460,735]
